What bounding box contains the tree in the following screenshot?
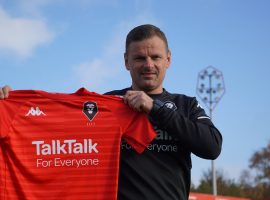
[192,141,270,199]
[249,142,270,185]
[192,169,247,197]
[248,141,270,199]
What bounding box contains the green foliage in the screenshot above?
[192,141,270,199]
[192,169,247,197]
[249,142,270,185]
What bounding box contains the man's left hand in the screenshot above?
[123,90,153,114]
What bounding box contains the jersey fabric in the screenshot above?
[105,88,223,200]
[0,88,156,200]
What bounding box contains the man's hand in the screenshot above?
[123,90,153,113]
[0,85,12,99]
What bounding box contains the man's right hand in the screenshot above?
[0,85,12,99]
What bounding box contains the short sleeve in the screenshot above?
[0,91,30,138]
[0,100,21,138]
[108,98,156,153]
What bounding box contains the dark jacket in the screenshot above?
[105,88,222,200]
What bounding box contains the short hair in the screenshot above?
[125,24,169,52]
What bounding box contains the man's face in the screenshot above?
[125,36,171,94]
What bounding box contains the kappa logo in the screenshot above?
[197,102,204,109]
[25,107,46,116]
[164,101,177,111]
[83,101,98,121]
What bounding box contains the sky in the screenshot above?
[1,0,270,187]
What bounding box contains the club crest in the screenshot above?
[164,101,177,111]
[83,101,98,121]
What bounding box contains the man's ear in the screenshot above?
[124,52,130,70]
[166,49,171,69]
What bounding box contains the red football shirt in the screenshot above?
[0,88,156,200]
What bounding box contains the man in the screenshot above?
[0,24,222,200]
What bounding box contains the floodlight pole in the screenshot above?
[208,73,216,196]
[196,66,225,196]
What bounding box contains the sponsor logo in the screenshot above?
[36,157,99,168]
[32,139,98,155]
[83,102,98,121]
[121,126,179,153]
[32,139,100,168]
[25,107,46,116]
[155,128,173,141]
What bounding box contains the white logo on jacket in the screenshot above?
[164,101,177,111]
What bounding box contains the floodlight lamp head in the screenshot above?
[200,75,205,80]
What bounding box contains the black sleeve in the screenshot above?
[149,97,222,160]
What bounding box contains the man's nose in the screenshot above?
[143,57,154,68]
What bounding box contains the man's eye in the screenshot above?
[152,56,161,60]
[135,57,145,61]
